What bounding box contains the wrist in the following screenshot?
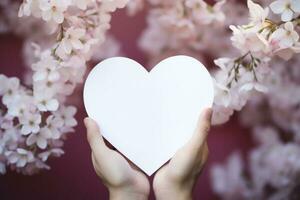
[154,182,193,200]
[155,188,192,200]
[109,187,148,200]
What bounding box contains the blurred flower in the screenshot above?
[39,0,70,23]
[211,152,249,200]
[5,148,34,168]
[73,0,94,10]
[270,22,299,49]
[0,76,20,106]
[38,148,64,162]
[270,0,300,22]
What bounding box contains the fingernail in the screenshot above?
[84,117,89,126]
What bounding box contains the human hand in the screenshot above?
[84,118,150,200]
[153,108,212,200]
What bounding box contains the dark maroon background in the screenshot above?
[0,10,252,200]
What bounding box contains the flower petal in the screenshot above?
[270,0,286,14]
[53,11,64,24]
[281,9,293,22]
[26,134,37,146]
[291,0,300,12]
[37,138,47,149]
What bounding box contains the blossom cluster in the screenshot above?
[129,0,231,66]
[209,1,300,199]
[213,0,300,124]
[212,56,300,199]
[0,0,128,174]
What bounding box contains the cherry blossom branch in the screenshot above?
[0,0,128,175]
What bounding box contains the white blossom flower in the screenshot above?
[270,22,299,49]
[34,92,59,112]
[59,27,86,54]
[32,54,60,82]
[253,126,281,147]
[126,0,144,16]
[73,0,94,10]
[0,113,14,130]
[39,0,70,23]
[0,76,20,106]
[270,0,300,22]
[247,0,269,25]
[186,0,226,24]
[230,25,269,54]
[18,0,32,17]
[61,54,86,68]
[20,113,41,135]
[0,0,127,175]
[38,148,64,162]
[250,143,300,189]
[44,115,64,139]
[26,128,52,149]
[18,0,40,17]
[101,0,129,12]
[213,79,232,107]
[54,106,77,127]
[212,105,234,125]
[5,148,35,167]
[7,92,33,117]
[1,127,19,151]
[211,152,248,198]
[239,81,268,93]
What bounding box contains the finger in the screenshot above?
[202,142,209,162]
[84,117,107,153]
[189,108,212,148]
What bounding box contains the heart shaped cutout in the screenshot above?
[83,55,214,175]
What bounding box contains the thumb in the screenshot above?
[189,108,212,149]
[84,117,106,153]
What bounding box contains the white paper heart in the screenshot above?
[83,55,214,175]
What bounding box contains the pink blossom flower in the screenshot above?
[270,22,299,49]
[59,27,86,54]
[212,105,234,125]
[32,53,60,82]
[230,25,269,54]
[0,0,128,175]
[211,152,249,199]
[39,0,70,23]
